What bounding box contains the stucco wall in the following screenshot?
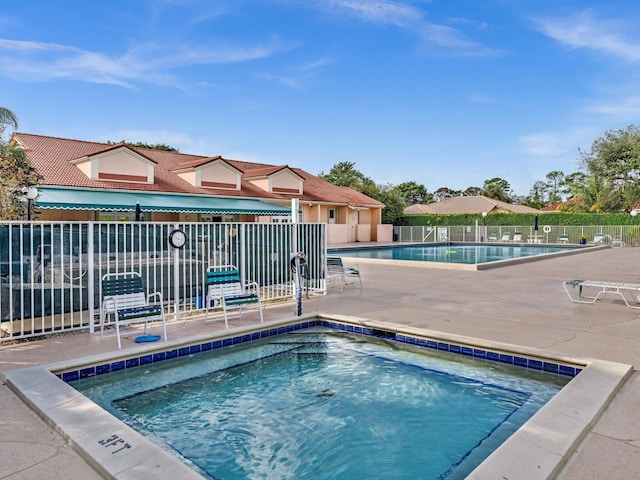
[327,224,349,244]
[356,224,371,242]
[99,151,148,178]
[376,224,393,242]
[201,162,238,186]
[272,170,301,192]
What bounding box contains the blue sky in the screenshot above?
[2,1,640,197]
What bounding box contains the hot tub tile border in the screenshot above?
[58,319,581,383]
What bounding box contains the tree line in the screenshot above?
[319,124,640,223]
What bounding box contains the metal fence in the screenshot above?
[394,225,638,246]
[0,221,326,342]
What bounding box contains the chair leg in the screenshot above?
[115,315,122,350]
[161,314,168,342]
[222,301,229,329]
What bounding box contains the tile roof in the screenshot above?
[540,198,581,211]
[404,195,540,215]
[13,133,383,208]
[242,165,293,178]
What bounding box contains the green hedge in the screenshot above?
[399,212,639,227]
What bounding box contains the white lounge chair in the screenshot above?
[326,256,362,291]
[612,236,625,247]
[564,279,640,309]
[500,232,510,242]
[557,234,569,244]
[593,233,606,245]
[527,234,543,244]
[487,233,498,242]
[512,232,522,243]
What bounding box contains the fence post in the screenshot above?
[172,223,181,321]
[88,223,95,333]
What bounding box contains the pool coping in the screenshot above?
[3,312,632,480]
[331,243,610,271]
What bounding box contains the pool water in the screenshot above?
[331,244,576,264]
[71,329,567,479]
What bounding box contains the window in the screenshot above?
[98,211,141,222]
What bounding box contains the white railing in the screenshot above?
[394,225,639,246]
[0,221,326,342]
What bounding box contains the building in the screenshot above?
[11,133,389,243]
[404,195,539,215]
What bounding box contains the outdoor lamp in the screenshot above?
[22,186,38,221]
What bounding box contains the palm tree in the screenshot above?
[569,174,608,213]
[0,107,18,129]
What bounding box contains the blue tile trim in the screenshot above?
[60,318,580,383]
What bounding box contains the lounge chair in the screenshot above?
[593,233,606,245]
[564,279,640,309]
[527,234,543,244]
[512,232,522,243]
[205,265,263,326]
[326,256,362,291]
[100,272,168,349]
[612,236,625,247]
[487,233,498,242]
[557,234,569,244]
[500,232,510,242]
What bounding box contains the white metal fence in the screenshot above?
[394,225,638,246]
[0,221,326,342]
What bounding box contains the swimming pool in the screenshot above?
[330,243,593,270]
[70,327,568,479]
[4,314,632,479]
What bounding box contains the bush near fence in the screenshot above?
[399,212,639,227]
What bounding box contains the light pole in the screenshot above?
[631,210,638,246]
[22,186,38,221]
[481,211,487,242]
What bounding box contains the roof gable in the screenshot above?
[244,166,304,195]
[172,157,242,190]
[70,145,156,184]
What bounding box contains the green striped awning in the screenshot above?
[36,188,291,215]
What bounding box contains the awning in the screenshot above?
[36,188,291,215]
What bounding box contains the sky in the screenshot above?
[2,0,640,197]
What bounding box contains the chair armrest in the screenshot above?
[244,281,260,292]
[102,296,116,313]
[147,291,163,304]
[344,264,360,273]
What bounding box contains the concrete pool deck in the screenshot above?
[2,245,640,479]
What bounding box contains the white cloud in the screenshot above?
[312,0,502,57]
[585,96,640,119]
[325,0,423,27]
[519,127,593,158]
[533,9,640,62]
[256,55,333,89]
[0,36,297,87]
